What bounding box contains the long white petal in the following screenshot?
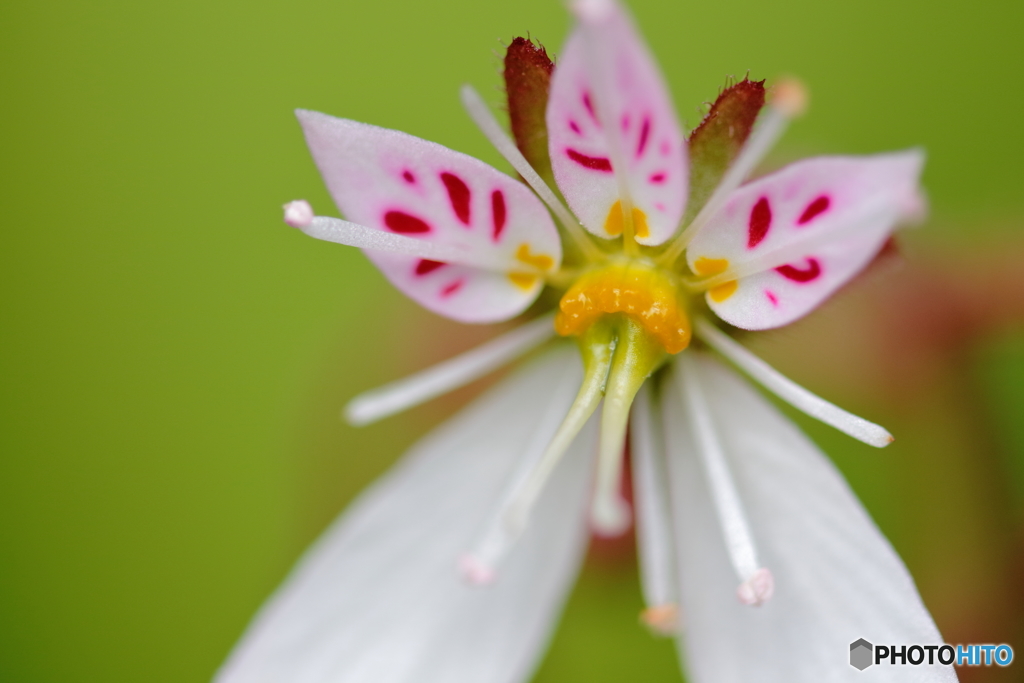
[216,347,596,683]
[662,354,956,683]
[695,318,894,447]
[345,314,557,426]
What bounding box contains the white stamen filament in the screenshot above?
[660,84,803,266]
[344,315,557,426]
[289,212,506,271]
[458,85,603,262]
[462,347,609,580]
[694,318,894,448]
[630,385,679,634]
[679,354,773,607]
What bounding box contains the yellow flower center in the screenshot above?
[554,258,691,354]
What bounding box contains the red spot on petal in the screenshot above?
[660,140,671,156]
[776,258,822,283]
[491,190,507,241]
[649,172,666,183]
[765,290,779,306]
[747,197,772,248]
[621,114,630,132]
[798,195,831,225]
[414,259,445,276]
[637,117,651,158]
[582,91,596,120]
[441,172,472,225]
[569,120,581,134]
[566,148,612,172]
[402,170,415,184]
[441,279,465,297]
[384,210,431,234]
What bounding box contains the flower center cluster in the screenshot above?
[554,258,691,354]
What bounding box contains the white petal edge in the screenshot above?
[345,314,557,426]
[216,346,596,683]
[662,354,957,683]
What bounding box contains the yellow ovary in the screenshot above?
[555,260,691,354]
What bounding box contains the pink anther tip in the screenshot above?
[737,567,775,606]
[772,78,809,118]
[640,603,680,636]
[283,199,314,228]
[458,554,496,586]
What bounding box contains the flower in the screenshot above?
[217,1,957,681]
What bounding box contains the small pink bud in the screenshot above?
[283,199,314,228]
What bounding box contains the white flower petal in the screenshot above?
[216,347,596,683]
[547,0,687,245]
[296,110,562,324]
[662,354,956,683]
[687,151,925,330]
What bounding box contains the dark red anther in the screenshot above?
[504,37,556,182]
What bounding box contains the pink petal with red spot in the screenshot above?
[296,110,562,324]
[547,0,686,245]
[687,150,924,329]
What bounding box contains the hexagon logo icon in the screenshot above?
[850,638,874,670]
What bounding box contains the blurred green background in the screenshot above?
[2,0,1023,681]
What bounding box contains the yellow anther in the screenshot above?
[603,200,650,239]
[555,260,691,354]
